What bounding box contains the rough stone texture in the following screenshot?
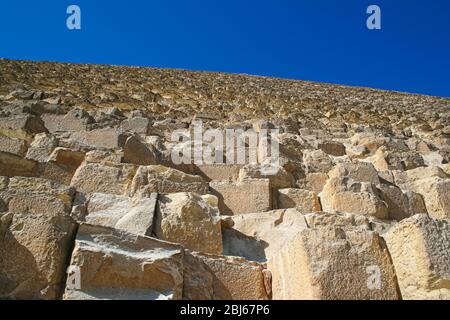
[384,215,450,300]
[210,179,272,215]
[71,162,137,195]
[155,192,222,254]
[297,172,329,193]
[223,209,308,262]
[129,165,209,197]
[1,59,450,301]
[393,167,450,219]
[122,135,157,166]
[81,192,157,236]
[0,177,76,299]
[319,176,388,219]
[319,140,346,156]
[186,252,271,300]
[268,225,400,300]
[25,133,58,162]
[0,135,28,157]
[0,151,37,177]
[63,224,184,300]
[194,164,242,182]
[378,184,427,221]
[277,188,321,213]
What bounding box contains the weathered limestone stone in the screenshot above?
[303,149,334,174]
[186,252,271,300]
[47,147,85,168]
[318,140,346,156]
[25,133,58,162]
[303,211,371,230]
[121,116,151,135]
[129,165,209,197]
[0,114,47,142]
[268,225,400,300]
[71,162,137,195]
[194,164,242,182]
[319,176,388,219]
[122,135,157,166]
[41,108,94,133]
[81,192,157,236]
[0,151,37,177]
[378,184,427,221]
[328,161,380,185]
[155,192,222,254]
[85,149,123,165]
[223,209,308,262]
[297,172,329,193]
[0,177,76,299]
[384,215,450,300]
[210,179,272,215]
[239,164,295,189]
[63,224,184,300]
[70,128,128,149]
[0,135,28,157]
[277,188,321,213]
[393,167,450,219]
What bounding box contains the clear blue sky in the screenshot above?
[0,0,449,97]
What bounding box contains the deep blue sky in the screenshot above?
[0,1,449,97]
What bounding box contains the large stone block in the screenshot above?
[223,209,308,262]
[393,167,450,219]
[210,179,272,215]
[0,151,38,177]
[129,165,209,197]
[71,162,137,195]
[0,114,47,142]
[81,192,157,236]
[194,164,242,182]
[63,224,184,300]
[70,128,128,150]
[277,188,321,213]
[268,225,400,300]
[0,135,28,157]
[25,133,58,162]
[319,176,388,219]
[0,177,76,299]
[384,215,450,300]
[184,252,270,300]
[155,192,222,254]
[122,135,157,166]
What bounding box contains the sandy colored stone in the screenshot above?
[268,225,400,300]
[393,167,450,219]
[297,172,329,193]
[81,192,157,236]
[25,133,58,162]
[0,135,28,157]
[63,224,184,300]
[210,179,272,215]
[122,135,157,166]
[0,151,37,177]
[71,162,137,195]
[319,176,388,219]
[223,209,308,262]
[187,252,270,300]
[318,140,346,156]
[277,188,321,213]
[195,164,242,182]
[155,192,222,254]
[383,215,450,300]
[129,165,209,197]
[0,114,47,142]
[0,178,76,299]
